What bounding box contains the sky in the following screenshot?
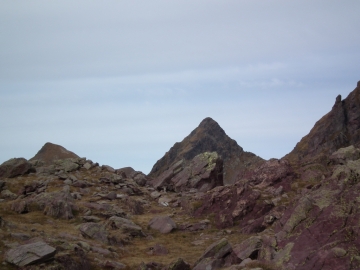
[1,1,360,174]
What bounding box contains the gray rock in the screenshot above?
[233,236,262,260]
[1,189,17,200]
[107,216,145,237]
[83,162,92,170]
[148,216,177,234]
[79,222,109,244]
[196,238,232,263]
[54,158,79,172]
[102,165,115,173]
[0,158,32,178]
[168,258,191,270]
[150,191,162,199]
[5,241,56,267]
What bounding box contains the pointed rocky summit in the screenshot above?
[285,81,360,163]
[149,117,264,185]
[30,142,79,165]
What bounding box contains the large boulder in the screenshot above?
[152,152,224,192]
[233,236,262,261]
[106,216,145,237]
[193,238,240,270]
[79,222,109,245]
[5,241,56,267]
[0,158,32,178]
[148,216,177,234]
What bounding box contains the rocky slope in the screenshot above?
[149,117,264,185]
[285,81,360,165]
[1,81,360,270]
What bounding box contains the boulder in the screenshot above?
[1,189,17,200]
[5,241,56,267]
[167,258,191,270]
[329,145,360,164]
[102,165,115,173]
[233,236,262,260]
[79,222,109,244]
[193,238,240,270]
[106,216,145,237]
[152,152,224,192]
[148,216,177,234]
[0,158,32,178]
[54,158,79,172]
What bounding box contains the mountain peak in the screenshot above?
[149,118,263,185]
[30,142,79,165]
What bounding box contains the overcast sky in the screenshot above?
[1,1,360,173]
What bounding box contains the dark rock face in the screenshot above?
[149,117,264,185]
[152,152,223,192]
[30,142,79,165]
[0,158,32,178]
[286,82,360,164]
[5,241,56,267]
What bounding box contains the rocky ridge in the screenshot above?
[1,81,360,269]
[285,81,360,165]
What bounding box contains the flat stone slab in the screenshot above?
[5,241,56,267]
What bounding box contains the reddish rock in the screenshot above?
[241,158,294,189]
[0,158,32,178]
[267,148,360,269]
[194,185,272,229]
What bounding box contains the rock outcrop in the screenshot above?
[30,142,79,165]
[149,117,264,185]
[285,81,360,164]
[152,152,223,192]
[0,158,32,178]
